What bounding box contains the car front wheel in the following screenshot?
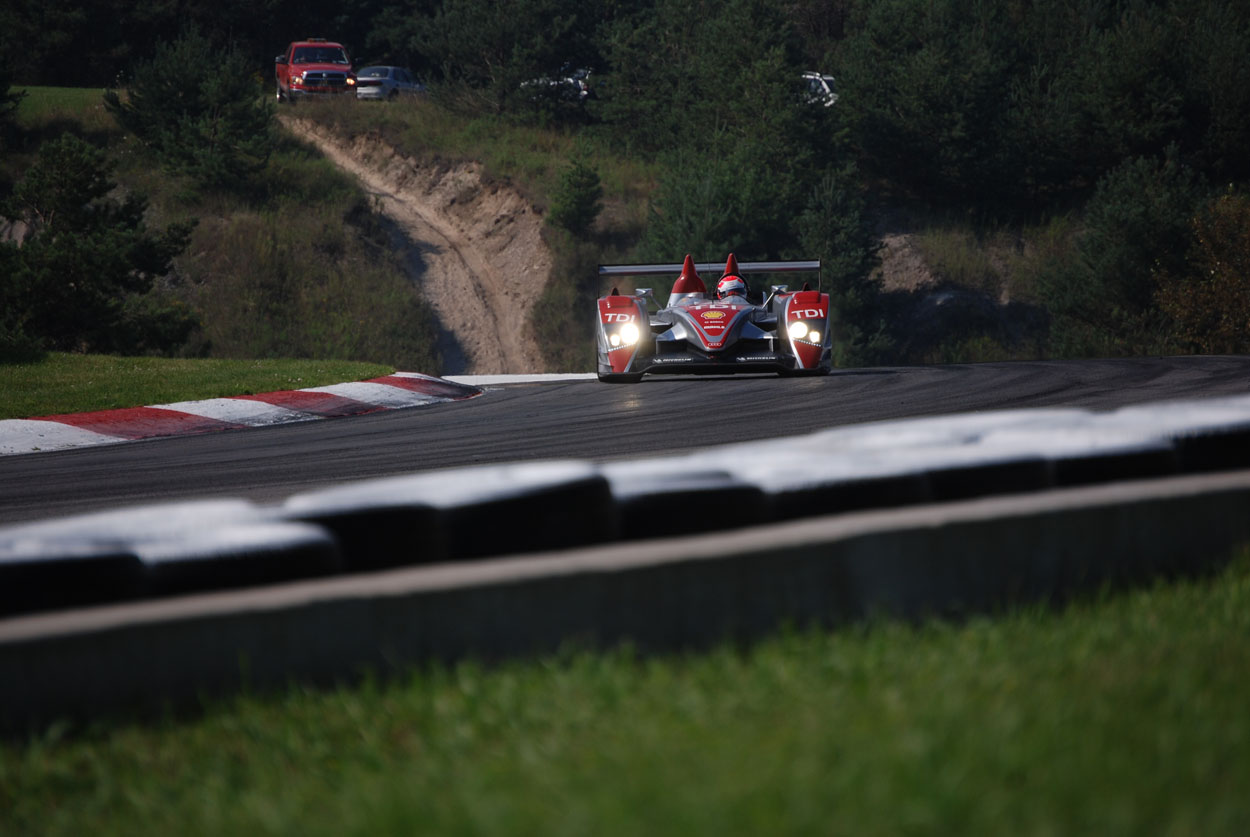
[597,371,643,384]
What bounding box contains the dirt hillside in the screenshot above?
[283,117,551,375]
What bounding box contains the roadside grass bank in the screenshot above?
[0,353,391,420]
[292,96,656,372]
[4,551,1248,835]
[8,86,444,373]
[9,86,114,138]
[293,96,657,217]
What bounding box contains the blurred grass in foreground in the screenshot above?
[3,551,1248,835]
[0,353,391,419]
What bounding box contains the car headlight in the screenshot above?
[788,320,808,339]
[619,322,640,345]
[291,74,304,86]
[808,329,821,343]
[346,77,356,86]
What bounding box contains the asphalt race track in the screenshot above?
[3,355,1249,527]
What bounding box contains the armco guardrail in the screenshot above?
[3,395,1250,731]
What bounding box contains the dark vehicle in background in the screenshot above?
[275,38,356,102]
[521,65,593,104]
[802,72,838,107]
[355,66,426,101]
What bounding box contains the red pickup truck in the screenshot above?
[275,38,357,102]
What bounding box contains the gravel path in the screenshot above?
[284,117,550,374]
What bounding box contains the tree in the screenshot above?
[0,43,24,154]
[547,152,603,238]
[104,29,274,190]
[1155,192,1250,354]
[796,166,890,366]
[404,0,591,114]
[1,134,195,356]
[1041,147,1208,357]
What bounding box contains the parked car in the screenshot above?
[802,72,838,107]
[355,66,426,101]
[275,38,356,102]
[520,65,592,104]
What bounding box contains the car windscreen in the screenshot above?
[293,47,349,65]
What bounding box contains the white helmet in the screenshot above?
[716,275,747,299]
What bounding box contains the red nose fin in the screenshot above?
[670,253,707,295]
[723,253,741,276]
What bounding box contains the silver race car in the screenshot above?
[595,254,831,383]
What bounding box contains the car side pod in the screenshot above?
[780,289,833,374]
[596,291,650,383]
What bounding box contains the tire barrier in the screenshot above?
[3,393,1250,732]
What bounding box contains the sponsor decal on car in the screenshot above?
[788,307,826,320]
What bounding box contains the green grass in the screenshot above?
[0,353,391,419]
[4,553,1249,835]
[11,86,114,130]
[288,96,655,372]
[293,95,657,220]
[5,88,446,372]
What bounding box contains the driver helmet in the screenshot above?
[716,275,747,299]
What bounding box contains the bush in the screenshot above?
[1,133,195,355]
[531,229,599,372]
[104,29,274,190]
[796,167,891,366]
[1155,192,1250,354]
[1041,147,1208,357]
[0,48,23,152]
[546,153,602,238]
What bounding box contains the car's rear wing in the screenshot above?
[599,260,820,278]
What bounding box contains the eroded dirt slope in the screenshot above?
[284,117,550,374]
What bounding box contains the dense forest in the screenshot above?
[2,0,1249,366]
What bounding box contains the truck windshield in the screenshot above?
[293,47,349,65]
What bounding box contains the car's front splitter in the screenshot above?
[634,350,811,376]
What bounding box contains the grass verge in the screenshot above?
[3,552,1248,835]
[0,353,391,420]
[8,87,445,373]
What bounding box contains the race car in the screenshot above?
[595,254,832,383]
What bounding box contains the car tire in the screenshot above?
[597,371,643,384]
[780,366,831,378]
[276,84,285,104]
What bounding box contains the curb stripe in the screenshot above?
[153,398,317,427]
[0,420,124,455]
[370,374,482,400]
[299,382,444,409]
[34,407,246,440]
[234,390,381,418]
[2,373,486,456]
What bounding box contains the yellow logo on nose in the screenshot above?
[702,311,726,319]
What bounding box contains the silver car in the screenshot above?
[355,66,426,101]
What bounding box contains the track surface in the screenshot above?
[4,356,1249,526]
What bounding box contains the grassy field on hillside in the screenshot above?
[0,353,390,419]
[3,552,1248,835]
[290,96,659,372]
[6,87,445,373]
